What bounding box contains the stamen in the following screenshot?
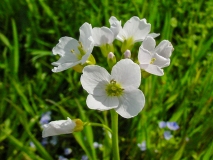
[150,58,156,64]
[105,80,124,97]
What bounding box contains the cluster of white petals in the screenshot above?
[42,118,76,138]
[50,15,174,119]
[80,59,145,118]
[52,23,94,72]
[138,36,174,76]
[44,15,174,140]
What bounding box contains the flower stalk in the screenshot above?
[84,122,112,133]
[111,110,120,160]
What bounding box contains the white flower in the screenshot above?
[117,16,159,43]
[92,16,121,46]
[138,36,173,76]
[52,22,94,72]
[80,59,145,118]
[42,118,83,138]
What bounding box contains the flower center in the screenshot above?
[70,41,86,60]
[150,58,156,64]
[105,80,124,97]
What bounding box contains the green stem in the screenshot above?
[84,122,112,133]
[110,110,120,160]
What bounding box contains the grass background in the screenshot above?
[0,0,213,159]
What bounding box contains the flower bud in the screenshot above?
[42,117,83,138]
[107,52,116,68]
[124,50,131,58]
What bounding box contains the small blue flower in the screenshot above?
[50,136,58,145]
[137,141,146,151]
[164,131,172,140]
[29,141,35,148]
[166,122,179,131]
[41,137,48,146]
[40,111,51,125]
[58,155,68,160]
[158,121,167,128]
[64,148,72,155]
[81,155,88,160]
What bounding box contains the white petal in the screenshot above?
[147,33,160,39]
[81,65,111,95]
[92,27,114,46]
[155,40,173,58]
[52,54,78,66]
[52,61,80,72]
[109,16,122,38]
[153,53,170,68]
[80,42,94,64]
[115,89,145,118]
[138,46,152,64]
[52,37,79,56]
[140,64,164,76]
[116,29,127,42]
[142,36,156,51]
[111,59,141,89]
[117,16,151,42]
[86,94,119,110]
[42,118,76,138]
[79,22,93,49]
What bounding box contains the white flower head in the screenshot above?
[92,16,121,46]
[52,22,94,72]
[80,59,145,118]
[138,36,173,76]
[117,16,159,43]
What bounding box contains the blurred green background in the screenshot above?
[0,0,213,159]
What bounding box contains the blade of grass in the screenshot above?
[11,19,19,78]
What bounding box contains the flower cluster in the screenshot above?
[158,121,179,140]
[52,16,173,117]
[43,16,174,137]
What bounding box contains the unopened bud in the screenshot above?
[124,50,131,58]
[108,52,114,59]
[107,52,116,69]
